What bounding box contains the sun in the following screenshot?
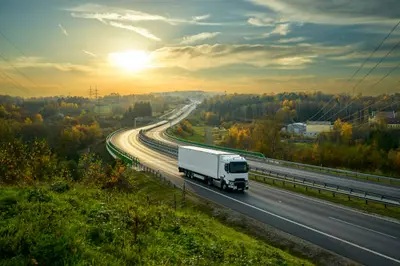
[108,50,150,72]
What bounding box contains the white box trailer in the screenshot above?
[178,146,249,191]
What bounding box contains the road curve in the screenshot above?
[111,106,400,266]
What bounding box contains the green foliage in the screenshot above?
[0,172,311,266]
[0,139,57,184]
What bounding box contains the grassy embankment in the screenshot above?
[0,170,312,266]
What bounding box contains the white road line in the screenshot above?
[185,180,400,264]
[328,217,397,239]
[249,180,400,225]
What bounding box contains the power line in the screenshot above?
[0,69,30,93]
[348,20,400,95]
[350,39,400,93]
[306,20,400,122]
[0,28,67,91]
[325,57,400,122]
[0,53,39,87]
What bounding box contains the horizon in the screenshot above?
[0,0,400,97]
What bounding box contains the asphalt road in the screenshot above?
[111,106,400,266]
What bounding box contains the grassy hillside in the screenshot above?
[0,170,312,266]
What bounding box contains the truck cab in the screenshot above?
[218,155,249,191]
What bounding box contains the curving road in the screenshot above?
[111,105,400,266]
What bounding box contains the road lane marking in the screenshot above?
[328,217,397,239]
[185,180,400,264]
[250,180,400,225]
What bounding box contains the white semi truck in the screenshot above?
[178,146,249,191]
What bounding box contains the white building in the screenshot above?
[304,121,332,137]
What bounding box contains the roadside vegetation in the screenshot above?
[0,170,313,266]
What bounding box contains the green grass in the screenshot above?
[0,171,312,266]
[168,126,209,143]
[249,174,400,220]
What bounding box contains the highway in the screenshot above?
[111,104,400,266]
[151,125,400,200]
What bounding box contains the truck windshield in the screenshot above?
[229,162,248,173]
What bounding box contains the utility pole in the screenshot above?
[94,86,99,105]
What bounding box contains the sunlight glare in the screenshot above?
[108,50,150,72]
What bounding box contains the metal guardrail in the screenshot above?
[250,168,400,208]
[164,130,265,160]
[137,130,400,208]
[163,131,399,184]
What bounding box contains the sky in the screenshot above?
[0,0,399,97]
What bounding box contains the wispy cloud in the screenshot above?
[151,43,353,70]
[248,17,274,27]
[82,50,97,57]
[67,4,219,26]
[181,32,221,45]
[277,37,306,43]
[248,0,399,25]
[108,22,161,41]
[192,14,210,21]
[245,23,291,40]
[0,56,92,73]
[265,23,290,37]
[58,24,68,36]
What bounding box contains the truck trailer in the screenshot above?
[178,146,249,191]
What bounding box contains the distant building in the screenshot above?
[304,121,332,137]
[282,123,306,135]
[369,111,400,128]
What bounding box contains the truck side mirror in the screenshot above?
[224,164,229,172]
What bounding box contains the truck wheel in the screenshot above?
[221,181,227,191]
[207,178,213,186]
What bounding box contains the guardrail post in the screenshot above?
[305,186,307,191]
[332,192,335,197]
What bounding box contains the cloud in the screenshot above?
[248,17,274,26]
[58,24,68,36]
[151,43,354,70]
[330,49,400,60]
[67,3,219,26]
[108,22,161,41]
[248,0,400,25]
[181,32,221,45]
[83,50,97,57]
[193,14,210,21]
[277,37,306,43]
[245,23,291,40]
[266,23,290,36]
[0,57,92,73]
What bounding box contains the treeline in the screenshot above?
[199,92,400,124]
[220,119,400,175]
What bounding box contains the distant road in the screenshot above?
[111,105,400,266]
